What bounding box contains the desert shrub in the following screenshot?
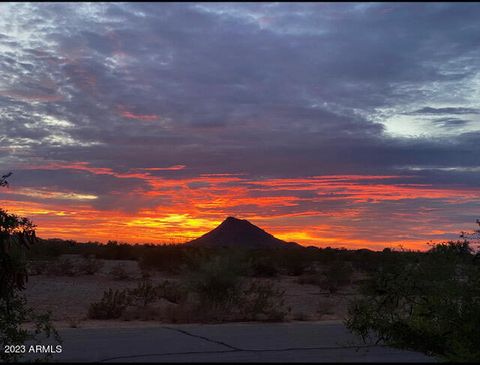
[77,255,103,275]
[319,261,354,294]
[127,280,157,307]
[89,281,180,321]
[88,289,130,319]
[248,256,278,277]
[185,254,243,309]
[279,249,310,276]
[90,257,290,324]
[109,264,131,281]
[240,280,288,321]
[138,246,187,273]
[428,239,473,256]
[347,249,382,273]
[298,262,353,292]
[157,280,187,304]
[98,241,137,260]
[345,240,480,362]
[45,257,77,276]
[49,257,78,276]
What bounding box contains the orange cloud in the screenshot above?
[120,110,159,121]
[117,105,159,121]
[140,165,186,171]
[3,168,479,250]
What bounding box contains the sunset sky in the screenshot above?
[1,3,480,250]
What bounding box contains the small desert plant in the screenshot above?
[319,261,354,294]
[277,249,311,276]
[185,255,243,309]
[240,280,288,321]
[157,280,187,304]
[249,257,278,277]
[109,264,131,281]
[88,289,130,319]
[46,257,77,276]
[77,255,103,275]
[127,280,157,307]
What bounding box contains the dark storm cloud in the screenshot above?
[11,169,147,197]
[407,107,480,115]
[1,2,479,215]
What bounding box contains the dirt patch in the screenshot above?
[24,259,359,327]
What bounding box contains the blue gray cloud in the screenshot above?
[0,2,479,246]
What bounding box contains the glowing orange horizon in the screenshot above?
[2,164,479,251]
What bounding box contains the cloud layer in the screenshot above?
[1,3,479,249]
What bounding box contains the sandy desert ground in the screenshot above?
[24,256,361,329]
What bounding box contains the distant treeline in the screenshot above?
[28,237,427,275]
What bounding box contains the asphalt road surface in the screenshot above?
[27,321,437,362]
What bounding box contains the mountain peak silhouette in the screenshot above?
[186,216,299,248]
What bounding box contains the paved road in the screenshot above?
[29,321,436,362]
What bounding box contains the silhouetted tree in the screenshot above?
[0,173,36,304]
[346,226,480,362]
[0,209,36,306]
[461,218,480,250]
[0,173,61,362]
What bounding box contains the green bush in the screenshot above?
[345,241,480,362]
[88,289,130,319]
[185,255,243,309]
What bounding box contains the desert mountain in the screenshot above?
[185,216,299,248]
